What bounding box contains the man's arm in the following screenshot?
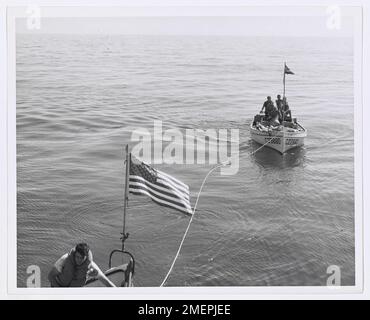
[48,253,68,287]
[88,261,116,287]
[261,102,266,112]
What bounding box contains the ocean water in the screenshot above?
[16,34,354,287]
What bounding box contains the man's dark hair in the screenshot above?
[75,243,90,258]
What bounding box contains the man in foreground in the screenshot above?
[48,243,115,287]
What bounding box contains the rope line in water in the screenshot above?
[159,137,275,287]
[250,136,277,155]
[159,161,227,287]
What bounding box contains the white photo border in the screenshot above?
[4,2,365,298]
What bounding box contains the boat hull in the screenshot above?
[250,123,307,154]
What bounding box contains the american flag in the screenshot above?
[128,156,193,215]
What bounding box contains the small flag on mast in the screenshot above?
[128,156,193,216]
[284,64,294,75]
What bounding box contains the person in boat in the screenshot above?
[48,242,115,287]
[276,94,284,122]
[260,96,275,120]
[281,97,292,122]
[276,94,283,111]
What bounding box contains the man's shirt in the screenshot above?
[54,253,68,272]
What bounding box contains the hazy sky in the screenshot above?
[16,16,354,37]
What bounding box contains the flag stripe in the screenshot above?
[129,175,190,201]
[129,185,190,211]
[129,180,192,210]
[157,169,189,190]
[156,174,189,196]
[157,171,189,193]
[129,188,193,215]
[156,175,189,197]
[130,189,192,215]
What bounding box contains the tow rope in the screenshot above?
[159,136,276,286]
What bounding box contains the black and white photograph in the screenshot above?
[1,2,368,299]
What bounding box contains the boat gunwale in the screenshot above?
[249,121,307,138]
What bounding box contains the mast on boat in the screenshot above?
[282,62,287,153]
[283,62,286,99]
[121,144,130,251]
[281,62,294,153]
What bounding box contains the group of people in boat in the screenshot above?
[260,94,292,123]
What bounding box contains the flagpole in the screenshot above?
[283,62,286,98]
[122,144,130,251]
[282,63,286,153]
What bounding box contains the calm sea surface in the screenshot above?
[16,34,354,287]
